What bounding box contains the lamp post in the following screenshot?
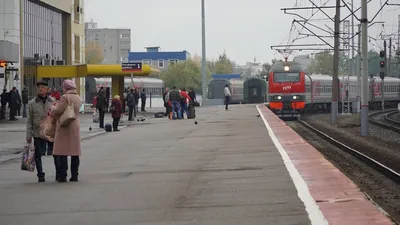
[201,0,207,106]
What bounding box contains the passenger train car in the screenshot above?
[243,78,267,104]
[267,60,400,118]
[93,77,165,96]
[208,79,245,104]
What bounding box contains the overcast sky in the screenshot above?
[85,0,400,65]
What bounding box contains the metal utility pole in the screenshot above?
[382,40,387,110]
[201,0,207,106]
[360,0,369,136]
[356,24,361,113]
[341,20,351,115]
[331,0,341,124]
[389,38,392,74]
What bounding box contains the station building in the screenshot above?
[129,47,190,71]
[0,0,85,99]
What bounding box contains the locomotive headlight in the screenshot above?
[292,95,300,100]
[274,95,282,100]
[284,66,290,71]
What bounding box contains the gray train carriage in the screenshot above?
[93,77,165,97]
[243,78,267,104]
[208,79,245,104]
[304,74,400,111]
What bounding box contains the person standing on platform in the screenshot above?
[126,89,136,121]
[134,89,139,113]
[188,88,196,104]
[224,84,231,111]
[163,88,169,115]
[105,87,111,109]
[21,86,28,118]
[51,80,82,182]
[111,95,122,131]
[9,87,19,121]
[169,86,181,119]
[0,89,8,119]
[26,80,56,182]
[96,89,108,129]
[140,89,146,112]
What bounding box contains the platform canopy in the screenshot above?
[37,64,159,79]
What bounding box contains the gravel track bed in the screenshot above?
[287,121,400,223]
[302,114,400,172]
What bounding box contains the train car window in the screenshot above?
[273,72,300,83]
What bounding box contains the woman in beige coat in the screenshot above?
[51,80,82,183]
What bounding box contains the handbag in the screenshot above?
[60,94,76,126]
[109,105,116,112]
[40,116,56,141]
[21,142,35,172]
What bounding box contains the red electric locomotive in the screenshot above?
[267,60,306,117]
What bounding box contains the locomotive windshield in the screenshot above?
[273,72,300,83]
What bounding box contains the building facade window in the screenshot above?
[142,59,151,65]
[74,35,80,62]
[74,0,81,23]
[23,0,65,99]
[158,59,164,68]
[120,49,129,55]
[169,59,178,65]
[120,34,129,39]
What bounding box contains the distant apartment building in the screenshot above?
[85,21,131,64]
[240,62,263,78]
[129,47,190,71]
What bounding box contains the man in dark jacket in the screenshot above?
[169,86,181,119]
[15,89,22,117]
[134,89,139,113]
[126,89,136,121]
[21,86,28,118]
[188,88,196,103]
[140,89,146,112]
[0,89,8,119]
[96,89,108,128]
[105,87,111,109]
[163,88,169,115]
[9,87,19,121]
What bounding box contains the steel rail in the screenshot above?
[297,118,400,185]
[369,110,400,133]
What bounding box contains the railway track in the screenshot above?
[297,118,400,184]
[369,109,400,133]
[294,118,400,223]
[386,111,400,126]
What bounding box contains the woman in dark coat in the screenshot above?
[111,95,122,132]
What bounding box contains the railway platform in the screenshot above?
[0,105,394,224]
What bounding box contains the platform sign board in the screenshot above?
[121,62,142,72]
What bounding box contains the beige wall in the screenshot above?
[39,0,72,13]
